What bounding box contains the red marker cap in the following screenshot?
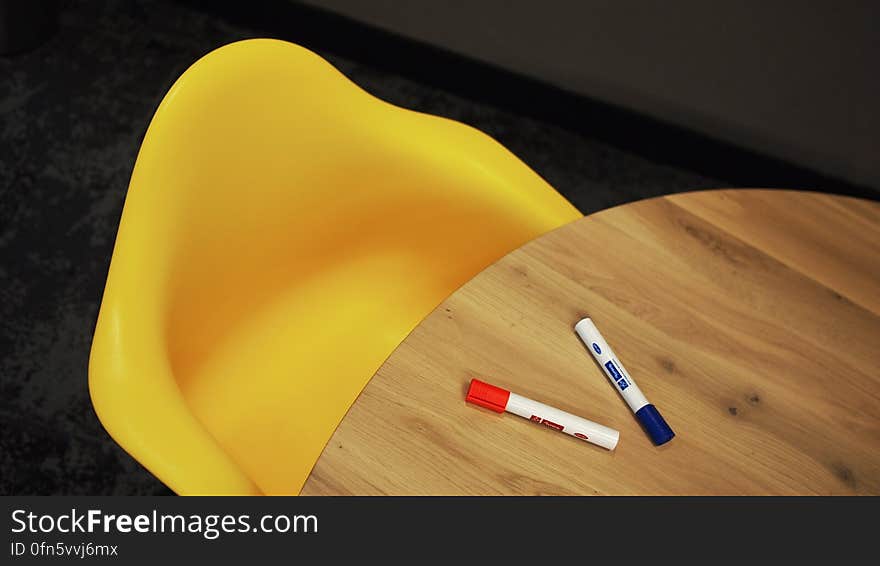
[466,379,511,413]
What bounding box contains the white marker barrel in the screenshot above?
[575,318,675,446]
[466,378,619,450]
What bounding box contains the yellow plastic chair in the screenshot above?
[89,39,581,495]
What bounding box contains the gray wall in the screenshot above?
[303,0,880,188]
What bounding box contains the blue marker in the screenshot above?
[575,318,675,446]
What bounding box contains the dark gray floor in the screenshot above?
[0,0,718,495]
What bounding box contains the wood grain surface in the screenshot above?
[301,190,880,495]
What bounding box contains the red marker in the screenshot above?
[465,379,619,450]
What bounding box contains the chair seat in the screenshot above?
[88,39,581,495]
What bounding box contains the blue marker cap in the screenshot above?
[634,404,675,446]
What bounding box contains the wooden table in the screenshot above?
[301,190,880,495]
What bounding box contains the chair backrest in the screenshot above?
[89,39,581,494]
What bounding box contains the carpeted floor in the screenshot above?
[0,0,721,495]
